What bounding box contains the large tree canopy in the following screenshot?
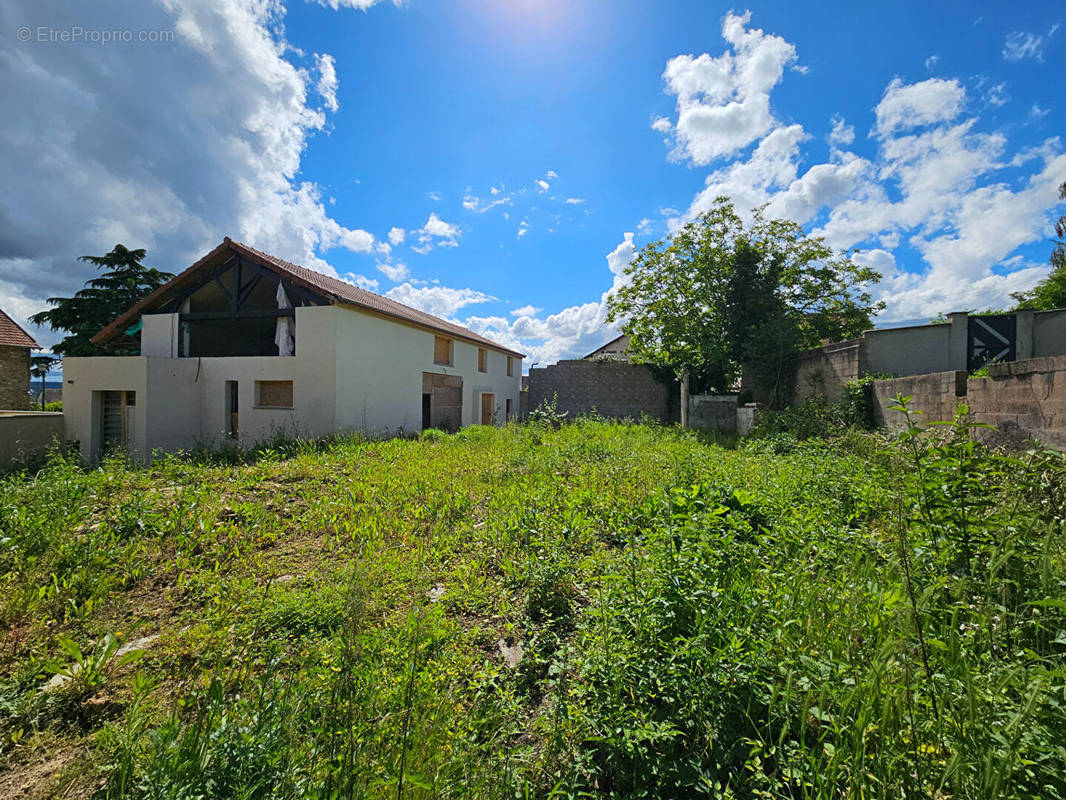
[1012,181,1066,311]
[605,198,883,403]
[30,245,174,357]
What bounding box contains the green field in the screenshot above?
[1,417,1064,798]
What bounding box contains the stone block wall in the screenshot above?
[526,359,678,423]
[0,345,30,410]
[872,370,968,432]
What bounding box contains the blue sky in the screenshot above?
[1,0,1063,367]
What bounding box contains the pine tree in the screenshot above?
[30,245,174,356]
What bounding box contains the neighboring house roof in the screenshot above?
[583,334,629,359]
[0,308,39,349]
[92,237,524,357]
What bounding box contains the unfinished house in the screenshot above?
[63,238,523,461]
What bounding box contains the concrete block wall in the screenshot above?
[871,356,1066,449]
[872,370,967,432]
[688,394,738,432]
[968,355,1066,449]
[526,359,678,423]
[0,411,63,469]
[0,346,30,410]
[794,340,861,403]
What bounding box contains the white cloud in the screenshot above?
[1030,103,1051,120]
[925,54,940,70]
[315,53,339,112]
[343,272,379,291]
[385,283,495,318]
[661,11,798,165]
[985,82,1010,107]
[517,220,530,238]
[637,218,653,235]
[376,260,409,282]
[462,185,513,213]
[651,116,673,133]
[0,0,384,346]
[565,197,586,205]
[387,226,406,246]
[828,115,855,147]
[546,169,558,179]
[1003,24,1059,62]
[651,15,1065,323]
[535,179,550,193]
[412,212,460,254]
[457,232,636,365]
[874,77,966,136]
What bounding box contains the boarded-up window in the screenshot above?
[256,380,294,408]
[478,348,487,372]
[434,336,452,365]
[506,356,514,377]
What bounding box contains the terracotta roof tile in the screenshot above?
[0,308,39,349]
[92,238,523,358]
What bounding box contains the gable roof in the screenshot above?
[0,308,39,349]
[92,238,523,357]
[582,334,629,359]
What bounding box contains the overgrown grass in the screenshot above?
[0,415,1062,798]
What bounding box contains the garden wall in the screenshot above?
[525,359,678,423]
[794,340,861,403]
[688,394,738,432]
[0,411,63,470]
[872,355,1066,449]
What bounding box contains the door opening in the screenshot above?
[480,392,495,425]
[422,392,431,430]
[226,381,239,438]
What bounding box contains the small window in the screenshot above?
[506,356,514,377]
[478,348,487,372]
[125,391,136,406]
[434,336,453,366]
[256,380,294,408]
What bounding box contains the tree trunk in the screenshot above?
[680,371,690,428]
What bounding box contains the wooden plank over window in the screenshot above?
[434,336,452,365]
[256,380,293,408]
[506,356,514,377]
[478,348,487,372]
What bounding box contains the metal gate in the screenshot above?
[967,314,1016,372]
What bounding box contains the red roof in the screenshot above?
[0,308,39,349]
[92,238,524,358]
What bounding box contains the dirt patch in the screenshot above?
[0,744,97,800]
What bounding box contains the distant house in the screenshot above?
[0,308,39,410]
[64,238,522,461]
[583,334,630,360]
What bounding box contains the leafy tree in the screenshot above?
[30,355,59,410]
[30,245,174,356]
[1011,181,1066,311]
[605,197,883,408]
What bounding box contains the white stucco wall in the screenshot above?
[63,303,521,461]
[330,306,521,434]
[64,357,150,461]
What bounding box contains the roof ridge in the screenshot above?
[94,238,523,358]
